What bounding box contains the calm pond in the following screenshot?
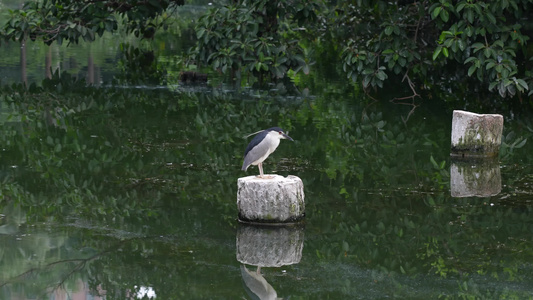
[1,4,533,300]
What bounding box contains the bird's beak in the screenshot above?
[282,133,294,141]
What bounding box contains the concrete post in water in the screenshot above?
[237,175,305,224]
[451,110,504,157]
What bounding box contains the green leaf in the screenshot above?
[516,79,528,90]
[472,43,484,51]
[440,9,449,22]
[196,28,206,39]
[457,39,465,51]
[432,6,442,19]
[467,65,477,76]
[464,57,477,64]
[467,9,474,23]
[432,46,442,60]
[438,31,452,43]
[376,71,387,81]
[362,75,371,87]
[430,155,439,169]
[442,47,449,57]
[515,138,527,148]
[484,48,491,58]
[486,12,496,24]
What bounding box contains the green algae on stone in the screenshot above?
[451,110,503,157]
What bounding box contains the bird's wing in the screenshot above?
[242,136,272,170]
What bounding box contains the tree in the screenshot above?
[190,0,533,101]
[0,0,184,45]
[335,0,533,99]
[190,0,321,85]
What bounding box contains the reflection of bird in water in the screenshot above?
[240,265,283,300]
[242,127,294,179]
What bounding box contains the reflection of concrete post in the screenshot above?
[87,54,94,85]
[450,158,501,197]
[237,175,305,224]
[236,224,304,267]
[237,224,303,299]
[20,38,27,85]
[451,110,503,157]
[45,46,52,79]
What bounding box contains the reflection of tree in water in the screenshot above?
[0,76,532,298]
[0,234,126,299]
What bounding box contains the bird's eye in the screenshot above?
[278,131,282,134]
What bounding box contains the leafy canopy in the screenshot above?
[1,0,184,45]
[190,0,320,84]
[336,0,532,98]
[192,0,533,100]
[1,0,532,101]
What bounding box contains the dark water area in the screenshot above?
[1,4,533,300]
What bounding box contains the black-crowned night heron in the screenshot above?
[242,127,294,179]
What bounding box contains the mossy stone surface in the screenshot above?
[237,175,305,224]
[451,110,503,157]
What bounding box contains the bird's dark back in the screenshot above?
[244,127,284,156]
[244,130,268,156]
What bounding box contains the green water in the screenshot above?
[1,4,533,300]
[0,84,532,299]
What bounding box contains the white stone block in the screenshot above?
[451,110,504,157]
[237,175,305,224]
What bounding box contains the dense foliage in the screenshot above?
[2,0,532,102]
[336,0,533,99]
[190,0,320,85]
[189,0,533,102]
[0,0,184,45]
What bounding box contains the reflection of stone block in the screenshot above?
[237,175,305,224]
[451,110,503,157]
[236,224,304,267]
[450,158,501,197]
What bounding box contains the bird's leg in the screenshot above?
[258,163,264,178]
[257,162,273,179]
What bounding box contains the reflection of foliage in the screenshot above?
[114,43,165,85]
[1,73,533,298]
[288,86,533,298]
[500,130,528,159]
